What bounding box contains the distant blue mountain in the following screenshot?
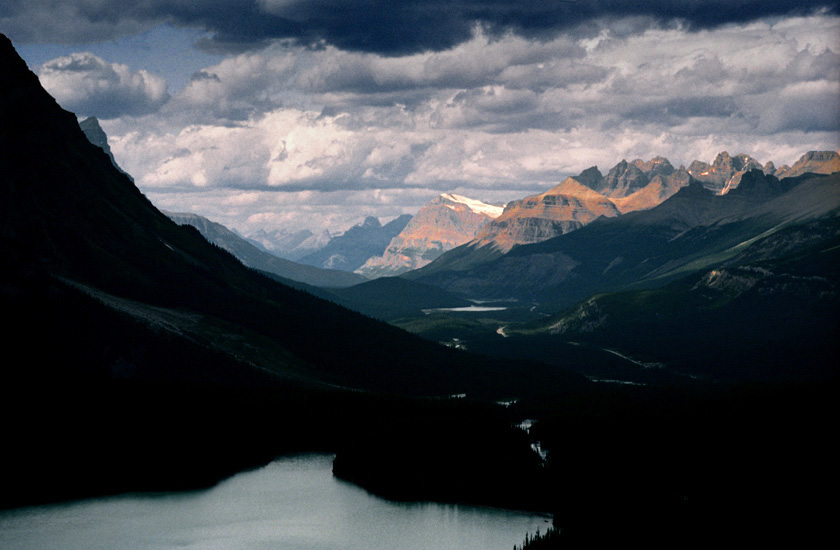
[296,214,412,271]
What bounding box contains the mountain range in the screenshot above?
[164,211,367,288]
[71,82,838,385]
[357,193,503,278]
[2,32,580,403]
[295,214,412,272]
[2,30,837,538]
[404,149,837,283]
[409,169,839,302]
[246,226,332,260]
[245,215,413,271]
[400,168,839,384]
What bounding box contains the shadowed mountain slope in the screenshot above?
[165,211,366,288]
[511,216,840,382]
[409,170,840,308]
[0,32,588,400]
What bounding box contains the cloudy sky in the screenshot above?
[4,1,839,235]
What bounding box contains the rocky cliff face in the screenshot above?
[472,178,621,252]
[458,158,692,253]
[578,156,691,213]
[600,160,649,198]
[685,150,839,193]
[687,152,764,194]
[775,151,840,179]
[357,194,502,277]
[612,166,693,213]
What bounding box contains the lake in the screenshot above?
[0,454,551,550]
[423,306,509,314]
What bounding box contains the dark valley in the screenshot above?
[1,29,837,548]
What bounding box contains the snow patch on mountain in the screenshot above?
[440,193,505,218]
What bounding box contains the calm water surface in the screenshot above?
[0,454,551,550]
[423,306,509,314]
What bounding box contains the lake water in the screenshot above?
[423,306,509,314]
[0,454,551,550]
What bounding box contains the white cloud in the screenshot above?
[37,52,169,118]
[97,15,839,234]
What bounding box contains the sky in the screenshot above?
[3,1,840,236]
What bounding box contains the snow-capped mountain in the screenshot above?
[356,194,503,278]
[469,177,622,253]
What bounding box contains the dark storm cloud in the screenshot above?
[238,1,840,55]
[189,70,221,82]
[3,1,836,54]
[620,96,741,125]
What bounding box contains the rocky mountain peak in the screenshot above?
[357,193,500,277]
[575,166,604,190]
[713,151,732,165]
[800,151,838,163]
[79,116,133,180]
[469,177,621,251]
[775,150,840,179]
[361,216,381,229]
[689,151,763,194]
[602,159,648,198]
[79,117,107,147]
[632,156,675,178]
[296,214,410,272]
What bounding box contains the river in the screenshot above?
[0,454,551,550]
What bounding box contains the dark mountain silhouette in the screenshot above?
[0,33,583,508]
[78,116,132,180]
[76,121,366,288]
[508,214,840,381]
